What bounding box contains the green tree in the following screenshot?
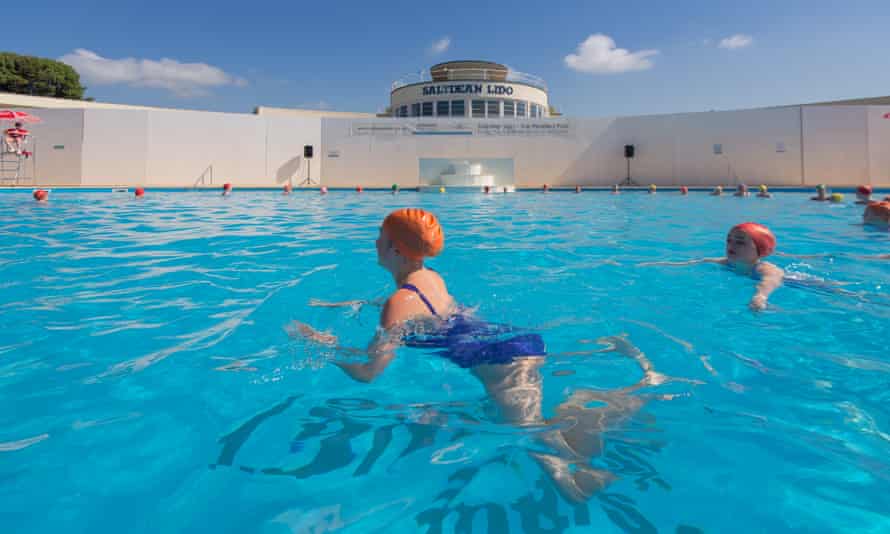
[0,52,85,99]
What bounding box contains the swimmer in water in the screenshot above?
[811,184,829,201]
[640,222,783,311]
[711,185,723,196]
[612,184,620,194]
[855,185,873,205]
[863,200,890,229]
[292,208,677,501]
[734,184,750,197]
[757,185,772,198]
[648,184,657,194]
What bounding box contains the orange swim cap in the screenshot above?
[857,185,872,196]
[382,208,444,261]
[864,201,890,221]
[731,222,776,257]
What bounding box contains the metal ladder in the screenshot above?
[0,151,25,185]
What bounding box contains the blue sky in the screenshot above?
[12,0,890,117]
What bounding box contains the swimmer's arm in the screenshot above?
[333,299,408,382]
[309,297,386,309]
[288,320,400,382]
[750,262,784,311]
[639,257,727,267]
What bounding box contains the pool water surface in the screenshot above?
[0,190,888,533]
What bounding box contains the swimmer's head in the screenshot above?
[378,208,444,269]
[759,184,768,192]
[612,184,619,192]
[713,186,723,195]
[680,186,689,195]
[737,184,748,193]
[648,184,657,193]
[856,185,872,200]
[863,201,890,227]
[726,222,776,263]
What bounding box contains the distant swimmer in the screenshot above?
[855,185,873,205]
[641,222,783,311]
[811,184,829,201]
[757,185,772,198]
[734,184,750,197]
[711,185,723,196]
[863,200,890,229]
[612,184,620,195]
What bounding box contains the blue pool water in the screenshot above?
[1,190,888,533]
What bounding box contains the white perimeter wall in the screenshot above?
[20,104,890,187]
[320,107,805,187]
[867,106,890,185]
[56,109,322,187]
[28,109,84,186]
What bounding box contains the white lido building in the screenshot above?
[1,59,889,189]
[389,61,550,119]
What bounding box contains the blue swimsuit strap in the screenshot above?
[400,283,439,317]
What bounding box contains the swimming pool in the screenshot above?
[1,190,888,533]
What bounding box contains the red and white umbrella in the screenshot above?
[0,110,41,123]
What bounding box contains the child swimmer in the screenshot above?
[641,222,783,311]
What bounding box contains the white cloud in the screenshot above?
[718,34,753,50]
[429,37,451,55]
[564,34,658,74]
[59,49,247,97]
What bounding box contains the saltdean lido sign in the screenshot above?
[422,84,514,96]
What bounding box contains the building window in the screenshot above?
[486,100,500,118]
[451,100,465,117]
[436,101,449,117]
[398,105,408,117]
[422,102,433,116]
[503,100,515,117]
[530,104,539,118]
[411,103,420,117]
[516,101,527,118]
[471,100,485,118]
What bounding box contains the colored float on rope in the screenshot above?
[33,189,48,202]
[134,187,145,197]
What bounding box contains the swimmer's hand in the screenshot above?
[309,298,385,317]
[749,294,768,311]
[288,320,338,346]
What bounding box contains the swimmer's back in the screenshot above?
[381,269,454,328]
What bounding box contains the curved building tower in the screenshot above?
[390,60,550,119]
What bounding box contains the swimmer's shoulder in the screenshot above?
[756,261,783,279]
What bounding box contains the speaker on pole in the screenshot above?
[299,145,316,185]
[621,144,638,186]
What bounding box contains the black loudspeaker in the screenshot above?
[304,145,313,159]
[624,144,635,158]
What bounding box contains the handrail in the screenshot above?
[392,68,547,92]
[193,164,213,188]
